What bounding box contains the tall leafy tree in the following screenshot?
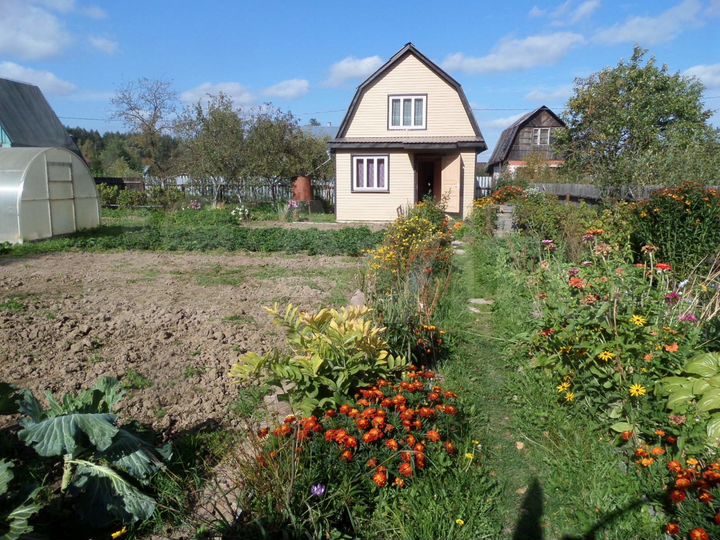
[174,93,246,205]
[556,47,720,193]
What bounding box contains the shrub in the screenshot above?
[146,186,187,210]
[117,189,148,208]
[230,304,407,415]
[96,183,120,207]
[632,182,720,276]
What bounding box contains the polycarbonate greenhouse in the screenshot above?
[0,147,99,244]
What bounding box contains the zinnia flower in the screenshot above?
[629,384,647,397]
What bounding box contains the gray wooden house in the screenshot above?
[486,105,565,179]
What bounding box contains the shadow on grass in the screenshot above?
[511,477,659,540]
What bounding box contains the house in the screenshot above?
[486,105,565,180]
[329,43,486,222]
[0,78,81,156]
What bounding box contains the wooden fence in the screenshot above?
[475,176,495,198]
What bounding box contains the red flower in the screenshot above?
[419,407,436,419]
[568,277,588,289]
[651,447,666,456]
[344,436,358,449]
[399,462,414,478]
[386,439,400,451]
[670,490,686,503]
[675,477,692,489]
[414,443,426,454]
[699,491,714,504]
[665,523,680,536]
[445,441,458,455]
[324,409,337,418]
[357,418,371,430]
[689,528,709,540]
[373,470,387,488]
[366,457,378,469]
[400,451,413,463]
[406,435,417,447]
[340,450,353,462]
[415,453,427,470]
[656,263,672,272]
[275,424,293,437]
[427,430,442,443]
[621,431,633,442]
[339,405,351,415]
[714,514,720,526]
[257,427,269,438]
[668,461,683,473]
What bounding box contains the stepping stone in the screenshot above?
[469,298,494,305]
[468,306,482,314]
[454,249,466,255]
[349,290,366,307]
[451,240,465,247]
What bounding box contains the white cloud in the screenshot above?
[34,0,75,12]
[180,82,255,106]
[569,0,601,23]
[707,0,720,16]
[0,61,76,95]
[684,64,720,90]
[263,79,310,100]
[324,55,384,87]
[484,113,527,130]
[529,5,545,17]
[0,0,72,60]
[594,0,702,45]
[442,32,585,74]
[525,84,573,102]
[89,36,118,54]
[81,5,107,19]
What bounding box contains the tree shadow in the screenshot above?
[512,478,661,540]
[513,478,544,540]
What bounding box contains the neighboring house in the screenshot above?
[329,43,486,222]
[486,105,565,180]
[0,78,81,156]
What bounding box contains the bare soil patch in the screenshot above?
[0,251,361,433]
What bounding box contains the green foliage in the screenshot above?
[15,378,170,527]
[0,299,25,313]
[96,183,120,207]
[5,209,383,257]
[513,152,561,183]
[122,370,153,390]
[230,304,407,415]
[658,352,720,451]
[556,47,720,191]
[631,182,720,276]
[117,189,148,208]
[0,460,43,540]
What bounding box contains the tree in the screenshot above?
[555,47,720,194]
[174,93,246,205]
[111,78,178,180]
[244,106,305,202]
[308,118,321,126]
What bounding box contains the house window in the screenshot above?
[388,95,426,129]
[352,156,388,192]
[533,127,551,145]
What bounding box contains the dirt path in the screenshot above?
[0,251,361,433]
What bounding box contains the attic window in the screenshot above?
[389,95,426,130]
[352,155,388,192]
[533,127,551,145]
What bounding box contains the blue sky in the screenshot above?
[1,0,719,159]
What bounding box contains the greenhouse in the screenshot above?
[0,147,99,244]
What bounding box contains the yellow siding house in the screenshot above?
[329,43,486,222]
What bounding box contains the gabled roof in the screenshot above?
[0,78,80,155]
[486,105,564,169]
[332,43,485,150]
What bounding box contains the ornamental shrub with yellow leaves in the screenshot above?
[230,304,407,415]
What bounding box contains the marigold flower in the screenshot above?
[344,436,358,449]
[372,470,387,488]
[386,439,400,451]
[629,384,647,397]
[340,450,353,462]
[324,409,337,418]
[427,430,442,443]
[258,427,269,438]
[675,477,692,489]
[690,528,710,540]
[400,451,413,463]
[714,514,720,526]
[651,447,666,456]
[621,431,633,442]
[666,436,677,445]
[639,457,655,467]
[670,489,687,503]
[406,435,417,447]
[688,458,700,467]
[414,443,426,453]
[393,477,406,488]
[699,491,714,504]
[445,441,458,455]
[339,405,351,415]
[366,457,379,469]
[643,353,654,362]
[399,462,414,478]
[415,453,427,470]
[664,342,679,353]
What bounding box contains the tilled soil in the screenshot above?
[0,251,361,433]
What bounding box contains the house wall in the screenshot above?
[335,150,415,222]
[507,110,564,162]
[344,54,476,139]
[460,151,476,218]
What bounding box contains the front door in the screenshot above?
[416,158,441,203]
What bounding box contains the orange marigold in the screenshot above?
[666,523,680,536]
[386,439,400,451]
[690,528,709,540]
[372,470,388,488]
[427,430,442,442]
[399,462,414,478]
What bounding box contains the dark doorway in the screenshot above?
[416,157,441,202]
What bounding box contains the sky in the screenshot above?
[1,0,719,160]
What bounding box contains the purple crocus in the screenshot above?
[310,484,326,498]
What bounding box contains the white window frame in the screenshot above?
[352,155,389,192]
[533,127,551,145]
[388,95,426,130]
